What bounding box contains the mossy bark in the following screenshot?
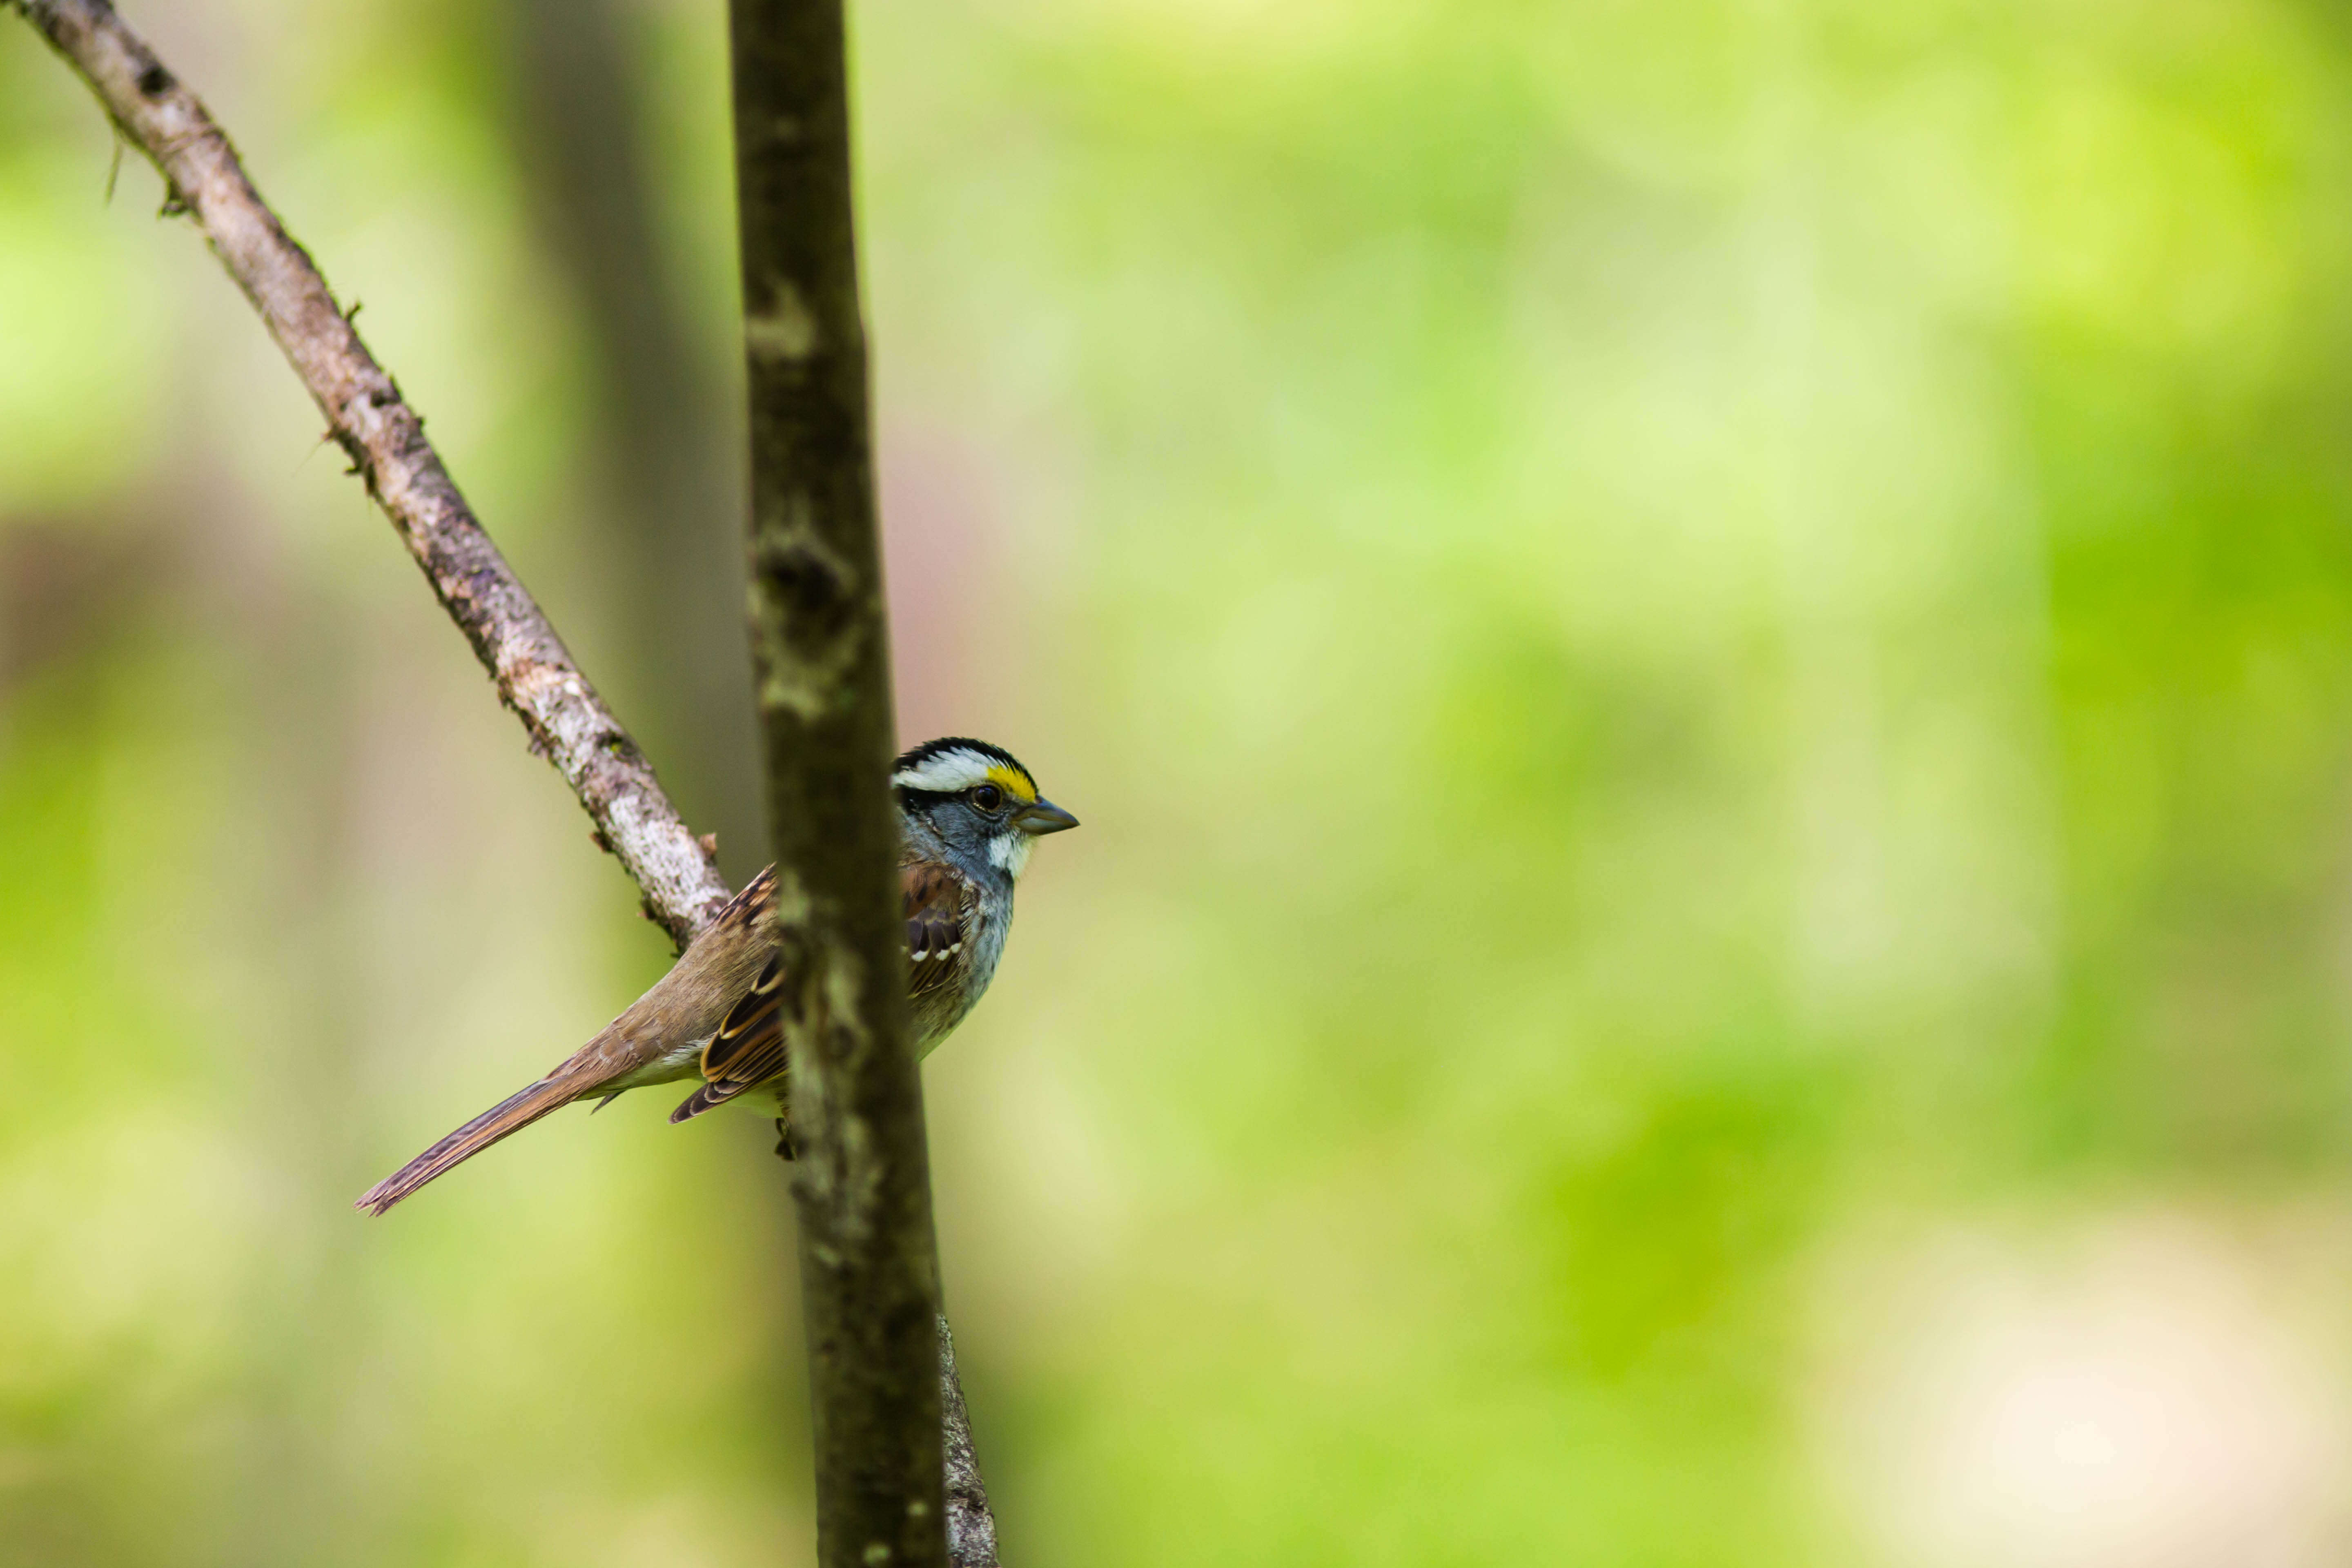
[728,2,951,1564]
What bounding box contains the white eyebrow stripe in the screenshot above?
[893,748,1005,793]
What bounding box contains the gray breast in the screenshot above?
[912,880,1014,1058]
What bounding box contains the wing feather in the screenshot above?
[903,860,976,1002]
[670,860,974,1124]
[673,954,788,1122]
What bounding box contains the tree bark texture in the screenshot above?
[728,2,953,1566]
[12,0,733,951]
[16,3,993,1562]
[938,1315,999,1568]
[502,0,767,890]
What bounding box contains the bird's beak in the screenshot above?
[1015,798,1080,835]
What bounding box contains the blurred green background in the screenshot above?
[9,0,2352,1563]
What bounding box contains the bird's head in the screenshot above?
[892,737,1078,879]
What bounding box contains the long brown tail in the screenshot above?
[355,1074,588,1216]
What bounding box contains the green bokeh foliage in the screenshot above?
[7,0,2352,1563]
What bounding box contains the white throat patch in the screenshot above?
[990,831,1036,879]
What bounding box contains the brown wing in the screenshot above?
[669,860,975,1123]
[670,952,787,1123]
[903,858,977,1001]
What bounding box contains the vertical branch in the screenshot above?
[15,2,998,1559]
[728,4,949,1567]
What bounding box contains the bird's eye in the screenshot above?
[972,784,1004,812]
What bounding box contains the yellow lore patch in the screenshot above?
[986,764,1038,803]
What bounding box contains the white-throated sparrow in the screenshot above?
[356,737,1076,1214]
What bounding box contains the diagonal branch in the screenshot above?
[13,3,1002,1562]
[939,1314,999,1566]
[14,0,730,950]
